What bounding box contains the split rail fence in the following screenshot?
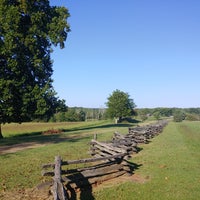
[41,120,168,200]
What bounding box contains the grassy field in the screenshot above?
[94,121,200,200]
[0,120,200,199]
[0,120,132,191]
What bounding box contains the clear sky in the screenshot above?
[50,0,200,108]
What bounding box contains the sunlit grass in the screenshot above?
[1,120,110,137]
[94,121,200,200]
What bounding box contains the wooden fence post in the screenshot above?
[53,156,67,200]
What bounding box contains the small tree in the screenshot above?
[106,89,136,123]
[138,109,149,121]
[140,113,148,122]
[173,110,185,122]
[153,111,161,121]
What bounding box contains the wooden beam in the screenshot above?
[91,139,127,154]
[64,170,127,189]
[62,153,126,165]
[53,156,66,200]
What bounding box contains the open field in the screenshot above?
[0,120,200,199]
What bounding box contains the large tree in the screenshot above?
[106,89,136,123]
[0,0,70,138]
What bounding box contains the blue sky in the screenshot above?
[50,0,200,108]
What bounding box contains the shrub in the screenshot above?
[173,111,185,122]
[185,114,200,121]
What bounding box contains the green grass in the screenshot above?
[1,120,114,137]
[0,120,130,146]
[0,120,200,200]
[94,121,200,200]
[0,120,132,191]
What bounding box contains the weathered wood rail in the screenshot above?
[41,120,168,200]
[127,120,168,143]
[42,152,130,200]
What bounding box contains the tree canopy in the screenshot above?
[106,89,136,123]
[173,110,185,122]
[0,0,70,138]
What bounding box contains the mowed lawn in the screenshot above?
[0,120,132,192]
[0,120,200,199]
[95,121,200,200]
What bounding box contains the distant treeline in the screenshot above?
[49,107,200,122]
[136,107,200,122]
[49,107,107,122]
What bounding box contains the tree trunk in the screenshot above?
[114,117,119,124]
[0,124,3,139]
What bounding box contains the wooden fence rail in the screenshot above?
[42,152,130,200]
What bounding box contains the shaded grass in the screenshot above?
[0,120,131,146]
[1,120,109,137]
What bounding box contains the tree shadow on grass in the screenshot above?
[0,120,140,154]
[62,121,139,133]
[0,132,89,151]
[1,121,137,143]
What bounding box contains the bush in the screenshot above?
[173,111,185,122]
[185,114,199,121]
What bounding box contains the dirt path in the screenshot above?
[0,142,48,155]
[0,133,87,155]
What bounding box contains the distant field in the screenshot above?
[0,120,125,145]
[0,120,200,199]
[1,120,111,137]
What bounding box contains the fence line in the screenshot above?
[41,120,168,200]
